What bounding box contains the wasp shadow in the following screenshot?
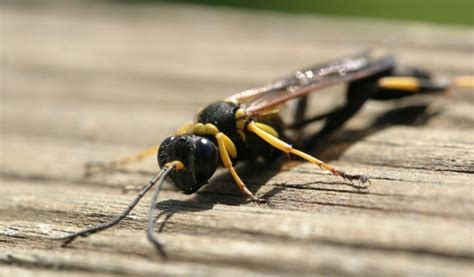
[155,158,284,211]
[310,103,442,161]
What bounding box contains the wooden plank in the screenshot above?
[1,2,473,276]
[1,177,473,275]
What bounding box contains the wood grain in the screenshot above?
[1,2,473,276]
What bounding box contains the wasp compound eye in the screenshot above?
[158,135,218,194]
[193,137,219,182]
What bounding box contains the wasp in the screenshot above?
[56,52,473,255]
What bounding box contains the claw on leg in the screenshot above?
[331,168,371,188]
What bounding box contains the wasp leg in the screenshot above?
[376,76,449,98]
[85,144,159,175]
[297,71,385,148]
[247,121,370,184]
[301,72,453,149]
[290,96,311,141]
[294,69,446,133]
[372,67,451,99]
[215,132,259,201]
[452,76,474,88]
[292,69,453,149]
[293,96,308,126]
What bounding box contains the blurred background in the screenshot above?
[2,0,473,173]
[132,0,473,25]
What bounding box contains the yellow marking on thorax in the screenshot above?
[193,123,205,134]
[234,108,280,141]
[193,123,219,136]
[235,108,245,119]
[176,110,244,161]
[235,108,247,130]
[191,122,238,159]
[235,108,248,141]
[225,98,240,105]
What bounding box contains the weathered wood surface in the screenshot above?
[1,2,473,276]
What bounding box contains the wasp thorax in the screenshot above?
[158,135,219,194]
[197,101,239,136]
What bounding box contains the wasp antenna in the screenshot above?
[147,162,180,257]
[54,166,171,247]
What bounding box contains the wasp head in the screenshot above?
[157,135,219,194]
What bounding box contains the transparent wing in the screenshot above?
[228,52,396,116]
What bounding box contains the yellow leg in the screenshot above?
[453,75,474,88]
[378,75,474,92]
[85,144,159,174]
[377,76,421,92]
[215,133,257,200]
[247,121,369,184]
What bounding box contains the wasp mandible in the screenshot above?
[56,52,473,255]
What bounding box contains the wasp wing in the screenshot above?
[228,52,396,116]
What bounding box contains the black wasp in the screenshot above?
[56,52,472,255]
